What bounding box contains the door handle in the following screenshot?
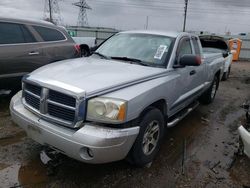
[28,51,40,56]
[190,70,196,75]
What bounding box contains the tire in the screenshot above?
[199,76,219,105]
[222,66,231,81]
[127,108,165,167]
[81,47,90,57]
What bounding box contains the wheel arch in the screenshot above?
[215,70,221,89]
[138,99,168,123]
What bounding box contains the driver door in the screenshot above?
[169,36,199,114]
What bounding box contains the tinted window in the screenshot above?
[177,38,192,59]
[33,26,65,41]
[21,26,36,43]
[0,22,25,44]
[192,37,201,55]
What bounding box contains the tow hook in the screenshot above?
[40,147,64,176]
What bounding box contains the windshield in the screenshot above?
[95,33,174,67]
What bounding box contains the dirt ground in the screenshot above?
[0,62,250,188]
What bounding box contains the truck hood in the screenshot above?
[27,57,167,97]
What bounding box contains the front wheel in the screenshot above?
[127,108,165,167]
[199,76,219,105]
[222,66,231,81]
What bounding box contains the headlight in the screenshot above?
[87,97,127,123]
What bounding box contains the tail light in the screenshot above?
[74,44,81,55]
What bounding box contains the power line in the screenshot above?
[88,0,250,15]
[73,0,92,27]
[43,0,63,25]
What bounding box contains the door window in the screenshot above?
[21,26,36,43]
[0,22,25,44]
[33,26,65,42]
[192,37,201,55]
[0,22,36,44]
[176,37,192,64]
[178,38,192,57]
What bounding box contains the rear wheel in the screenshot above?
[127,108,165,167]
[199,76,219,104]
[81,47,90,57]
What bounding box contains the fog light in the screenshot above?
[79,147,94,160]
[87,148,94,158]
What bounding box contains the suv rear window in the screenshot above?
[0,22,36,44]
[33,26,66,42]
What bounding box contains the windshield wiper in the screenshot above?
[110,56,149,66]
[93,52,109,59]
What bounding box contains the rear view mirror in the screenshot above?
[179,55,201,66]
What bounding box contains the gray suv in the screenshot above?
[0,17,80,92]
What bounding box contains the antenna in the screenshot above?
[73,0,91,27]
[44,0,63,25]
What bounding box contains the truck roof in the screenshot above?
[120,30,193,38]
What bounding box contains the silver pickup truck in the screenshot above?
[10,31,224,166]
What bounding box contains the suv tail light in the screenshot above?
[74,44,81,55]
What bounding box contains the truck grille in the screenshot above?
[23,82,82,127]
[24,92,40,110]
[48,103,76,122]
[49,90,76,107]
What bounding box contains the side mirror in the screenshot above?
[90,45,99,54]
[222,52,229,58]
[179,55,201,67]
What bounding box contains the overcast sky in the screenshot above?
[0,0,250,34]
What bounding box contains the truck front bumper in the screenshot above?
[10,92,140,164]
[238,126,250,158]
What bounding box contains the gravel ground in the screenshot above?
[0,61,250,188]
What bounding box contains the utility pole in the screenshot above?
[145,16,149,30]
[73,0,91,27]
[48,0,52,23]
[183,0,188,32]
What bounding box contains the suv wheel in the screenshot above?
[127,108,164,167]
[81,47,90,57]
[200,76,219,104]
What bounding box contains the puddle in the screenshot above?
[0,131,26,147]
[18,159,49,188]
[160,109,206,165]
[0,159,48,188]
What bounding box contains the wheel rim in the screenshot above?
[211,80,217,99]
[142,120,160,156]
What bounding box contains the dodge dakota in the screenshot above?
[10,31,225,166]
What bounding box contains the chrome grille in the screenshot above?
[24,83,41,111]
[49,90,76,107]
[48,103,75,122]
[24,91,40,110]
[25,83,42,96]
[22,82,82,127]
